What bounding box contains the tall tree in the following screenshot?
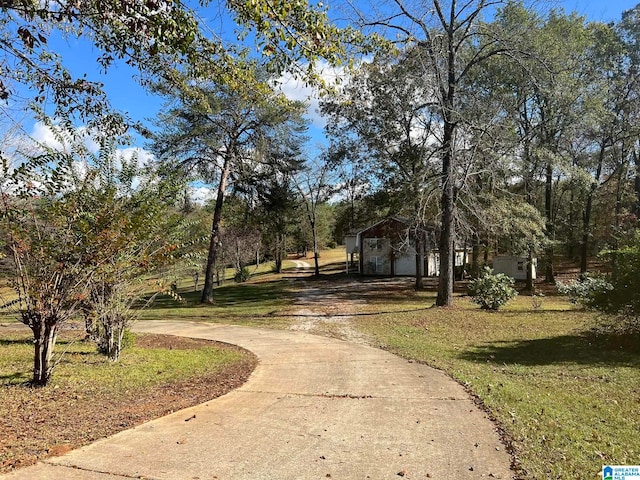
[295,156,338,276]
[151,71,307,303]
[322,51,441,289]
[337,0,532,304]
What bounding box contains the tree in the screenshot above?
[322,50,440,289]
[254,173,300,273]
[295,156,338,276]
[0,122,188,381]
[0,0,365,126]
[239,104,308,273]
[71,144,184,361]
[341,0,533,305]
[486,4,613,280]
[1,158,92,386]
[151,71,308,303]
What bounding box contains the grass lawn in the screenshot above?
[3,248,638,479]
[137,249,640,479]
[0,326,256,472]
[138,248,349,327]
[351,293,640,480]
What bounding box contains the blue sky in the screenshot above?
[16,0,640,159]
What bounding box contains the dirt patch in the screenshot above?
[0,332,257,474]
[287,278,385,345]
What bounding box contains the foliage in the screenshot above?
[0,0,370,134]
[467,267,518,311]
[0,0,210,130]
[0,124,188,382]
[558,231,640,345]
[557,275,614,310]
[0,151,96,385]
[234,266,250,283]
[482,198,547,256]
[151,70,308,302]
[598,235,640,316]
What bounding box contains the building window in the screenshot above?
[365,238,384,250]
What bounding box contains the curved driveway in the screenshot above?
[2,321,513,480]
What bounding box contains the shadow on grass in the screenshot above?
[0,372,30,384]
[0,338,30,346]
[145,280,295,310]
[460,333,640,367]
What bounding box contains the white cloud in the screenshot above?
[190,185,215,205]
[29,122,101,154]
[116,147,155,168]
[30,122,65,151]
[275,62,348,129]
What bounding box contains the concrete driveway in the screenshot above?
[1,321,513,479]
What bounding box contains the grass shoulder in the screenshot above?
[0,325,257,473]
[354,294,640,479]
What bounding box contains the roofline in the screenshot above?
[352,215,410,235]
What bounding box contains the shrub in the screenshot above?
[468,267,518,310]
[588,311,640,351]
[556,275,614,310]
[234,266,250,283]
[558,231,640,350]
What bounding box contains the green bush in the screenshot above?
[556,275,613,310]
[468,267,518,310]
[234,266,250,283]
[559,231,640,349]
[588,311,640,351]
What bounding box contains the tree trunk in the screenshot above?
[526,249,534,293]
[275,233,283,273]
[580,194,594,274]
[201,155,231,304]
[102,321,122,362]
[544,162,555,283]
[436,113,456,306]
[415,232,424,290]
[436,11,456,307]
[30,318,58,387]
[581,143,605,273]
[567,188,575,259]
[312,220,320,277]
[634,149,640,218]
[471,234,480,278]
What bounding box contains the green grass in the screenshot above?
[138,248,350,327]
[138,277,299,328]
[5,247,636,479]
[137,255,640,478]
[0,329,248,391]
[352,293,640,479]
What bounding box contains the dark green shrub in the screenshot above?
[468,267,518,310]
[234,266,250,283]
[559,231,640,350]
[557,275,614,310]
